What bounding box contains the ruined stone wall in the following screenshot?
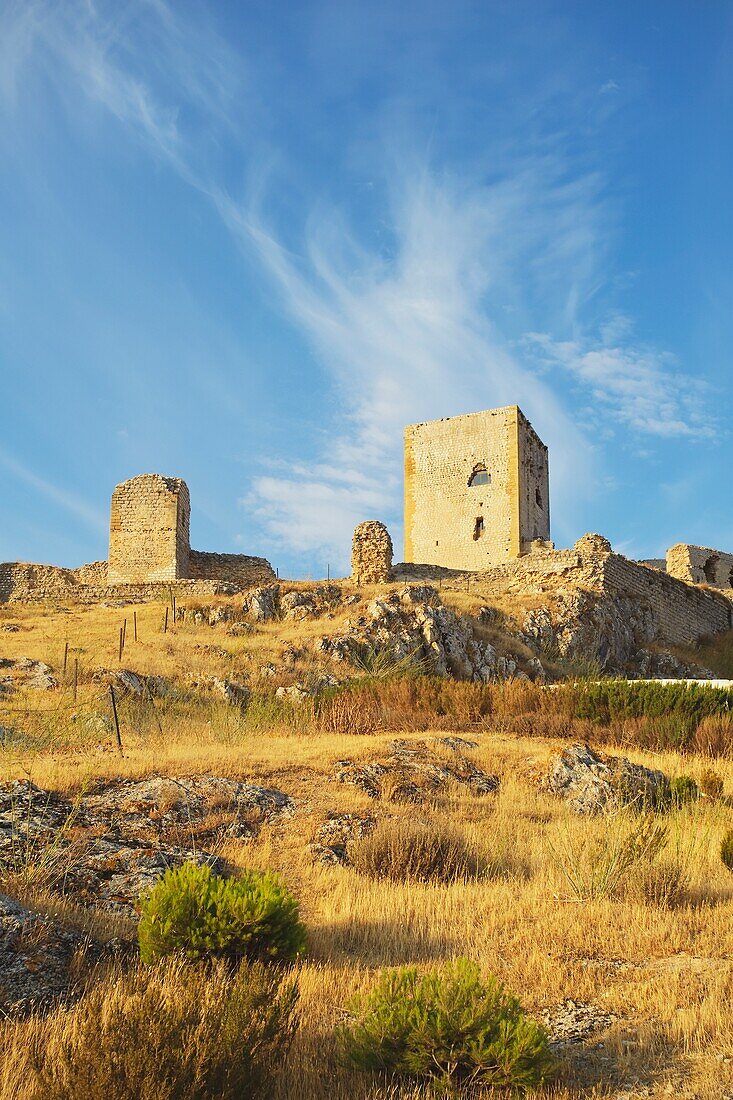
[603,553,733,645]
[108,475,190,584]
[472,542,732,661]
[188,550,275,587]
[0,568,238,605]
[666,544,733,591]
[0,563,79,604]
[404,406,549,571]
[73,560,108,585]
[351,521,393,583]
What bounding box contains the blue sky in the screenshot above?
[0,0,731,577]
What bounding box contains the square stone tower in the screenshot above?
[108,474,191,584]
[403,406,550,570]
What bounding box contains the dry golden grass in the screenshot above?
[3,596,733,1097]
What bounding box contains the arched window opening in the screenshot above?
[468,466,490,487]
[703,555,719,585]
[535,487,542,508]
[473,516,484,541]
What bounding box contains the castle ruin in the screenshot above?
[404,406,550,571]
[0,474,274,603]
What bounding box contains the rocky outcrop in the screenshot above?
[318,585,511,682]
[0,894,95,1016]
[0,777,294,915]
[543,743,670,814]
[351,521,393,584]
[0,657,57,692]
[334,738,500,802]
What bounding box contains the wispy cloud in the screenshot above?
[524,325,715,438]
[0,451,107,535]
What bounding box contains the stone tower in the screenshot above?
[108,474,191,584]
[403,406,550,570]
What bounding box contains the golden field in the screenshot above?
[1,593,733,1099]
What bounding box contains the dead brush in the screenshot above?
[318,691,382,737]
[0,957,299,1100]
[348,817,484,883]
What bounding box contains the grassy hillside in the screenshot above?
[1,592,733,1098]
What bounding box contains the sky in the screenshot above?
[0,0,731,577]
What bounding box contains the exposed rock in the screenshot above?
[275,674,340,704]
[0,893,92,1016]
[0,624,20,632]
[93,669,173,698]
[543,998,617,1046]
[210,677,250,707]
[335,739,500,802]
[226,621,255,636]
[280,584,342,621]
[351,521,393,584]
[543,743,670,814]
[320,586,499,682]
[0,657,57,691]
[0,777,294,915]
[309,812,376,865]
[243,584,281,623]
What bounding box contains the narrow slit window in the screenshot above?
[473,516,484,541]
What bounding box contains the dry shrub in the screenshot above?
[625,858,690,909]
[0,958,298,1100]
[318,691,382,736]
[699,768,725,799]
[348,818,483,883]
[692,714,733,758]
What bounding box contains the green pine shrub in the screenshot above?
[9,958,298,1100]
[138,862,306,965]
[670,775,700,807]
[721,830,733,872]
[338,959,555,1092]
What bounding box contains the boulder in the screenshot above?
[243,584,280,623]
[544,743,670,814]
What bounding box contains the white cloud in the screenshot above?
[524,329,714,438]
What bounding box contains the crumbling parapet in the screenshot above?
[666,544,733,591]
[352,521,393,584]
[574,533,612,555]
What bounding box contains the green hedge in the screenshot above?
[566,680,733,725]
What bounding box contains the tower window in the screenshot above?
[468,466,490,487]
[473,516,484,540]
[535,487,542,508]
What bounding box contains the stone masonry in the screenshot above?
[404,406,550,571]
[666,544,733,592]
[1,473,274,603]
[351,521,393,584]
[108,475,190,584]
